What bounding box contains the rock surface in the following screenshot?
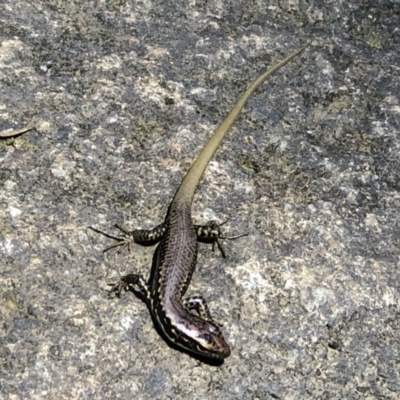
[1,1,399,399]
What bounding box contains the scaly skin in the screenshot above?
[93,41,311,360]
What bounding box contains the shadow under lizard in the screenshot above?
[90,41,311,360]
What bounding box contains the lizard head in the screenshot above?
[176,315,231,359]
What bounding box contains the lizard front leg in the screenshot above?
[183,295,223,328]
[109,273,150,303]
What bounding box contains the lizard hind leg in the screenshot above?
[195,220,248,258]
[89,222,167,253]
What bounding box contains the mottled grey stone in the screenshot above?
[1,1,399,399]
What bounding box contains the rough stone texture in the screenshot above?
[1,1,399,399]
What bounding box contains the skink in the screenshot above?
[91,41,310,359]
